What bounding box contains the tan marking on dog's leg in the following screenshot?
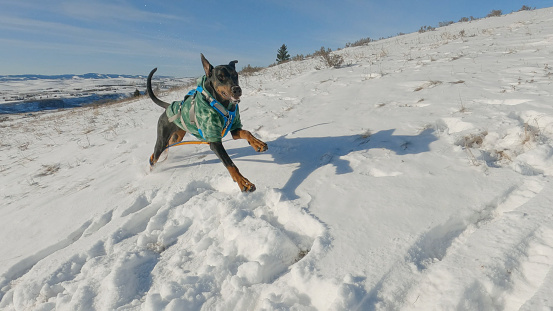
[168,130,186,145]
[232,129,268,152]
[227,165,256,192]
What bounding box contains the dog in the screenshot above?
[147,54,267,192]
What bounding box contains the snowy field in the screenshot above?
[0,74,192,114]
[1,8,553,310]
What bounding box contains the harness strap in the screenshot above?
[189,100,197,125]
[221,109,236,137]
[167,109,180,123]
[194,86,238,138]
[167,100,190,133]
[168,88,199,131]
[166,140,208,148]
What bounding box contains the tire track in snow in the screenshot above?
[518,227,553,310]
[409,177,544,271]
[0,207,121,305]
[0,220,93,302]
[488,225,553,310]
[402,217,553,311]
[120,191,156,217]
[405,178,551,311]
[362,176,547,310]
[83,210,113,237]
[0,186,163,308]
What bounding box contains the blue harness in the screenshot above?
[193,86,237,138]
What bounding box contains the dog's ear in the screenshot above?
[201,53,213,77]
[229,60,238,69]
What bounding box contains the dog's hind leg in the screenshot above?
[150,112,181,167]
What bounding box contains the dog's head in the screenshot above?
[201,54,241,104]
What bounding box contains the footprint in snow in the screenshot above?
[0,185,325,310]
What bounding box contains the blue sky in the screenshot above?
[1,0,552,77]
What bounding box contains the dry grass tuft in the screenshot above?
[37,164,61,177]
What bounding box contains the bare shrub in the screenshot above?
[18,142,30,151]
[292,54,305,61]
[346,37,372,48]
[414,80,442,92]
[522,121,542,145]
[463,132,487,148]
[518,5,534,11]
[418,25,436,33]
[459,131,488,166]
[239,64,265,76]
[37,164,61,177]
[439,21,454,27]
[487,10,502,17]
[360,129,372,139]
[315,47,344,69]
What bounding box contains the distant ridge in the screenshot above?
[0,73,176,81]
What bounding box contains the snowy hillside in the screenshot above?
[1,8,553,310]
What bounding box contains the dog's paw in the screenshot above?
[250,139,268,153]
[228,166,256,192]
[235,175,256,192]
[242,182,256,192]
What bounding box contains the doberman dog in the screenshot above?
[147,54,267,192]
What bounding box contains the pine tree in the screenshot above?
[276,44,290,64]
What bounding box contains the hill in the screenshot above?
[0,73,147,82]
[1,8,553,310]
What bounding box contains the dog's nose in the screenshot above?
[231,86,242,97]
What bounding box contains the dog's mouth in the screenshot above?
[222,91,241,103]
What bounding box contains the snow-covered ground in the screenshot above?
[1,8,553,310]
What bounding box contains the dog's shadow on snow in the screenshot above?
[168,128,437,199]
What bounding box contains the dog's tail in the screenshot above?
[147,68,170,109]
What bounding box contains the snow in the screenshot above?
[1,8,553,311]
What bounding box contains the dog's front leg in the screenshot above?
[209,142,256,192]
[231,129,268,152]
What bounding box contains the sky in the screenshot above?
[1,0,553,77]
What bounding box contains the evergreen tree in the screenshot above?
[276,44,290,64]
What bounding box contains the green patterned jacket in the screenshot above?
[166,76,242,142]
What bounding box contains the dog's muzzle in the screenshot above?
[231,86,242,103]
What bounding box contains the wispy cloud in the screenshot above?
[59,0,182,24]
[0,17,193,59]
[0,16,90,39]
[2,0,182,24]
[0,1,199,62]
